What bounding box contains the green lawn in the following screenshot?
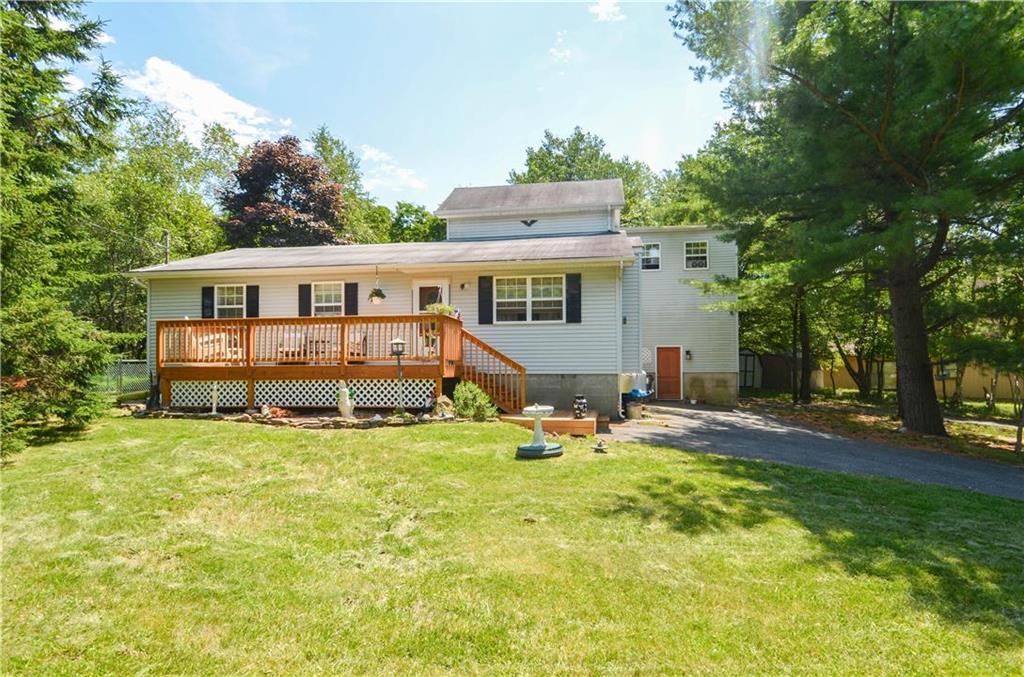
[3,414,1023,674]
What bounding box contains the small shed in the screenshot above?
[738,348,764,389]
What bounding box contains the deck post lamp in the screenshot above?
[390,337,407,413]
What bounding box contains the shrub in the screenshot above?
[453,382,498,421]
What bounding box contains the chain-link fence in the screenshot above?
[97,359,150,395]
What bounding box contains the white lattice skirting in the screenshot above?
[254,379,436,409]
[170,380,248,408]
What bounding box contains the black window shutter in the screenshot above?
[201,286,215,318]
[298,284,312,317]
[478,276,493,325]
[245,285,259,318]
[566,273,582,323]
[344,282,358,316]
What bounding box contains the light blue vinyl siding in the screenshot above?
[627,229,739,374]
[446,210,614,240]
[620,251,641,372]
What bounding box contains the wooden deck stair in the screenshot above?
[458,329,526,413]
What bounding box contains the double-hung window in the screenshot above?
[313,281,344,316]
[495,275,564,323]
[640,243,661,270]
[684,241,709,270]
[215,284,245,318]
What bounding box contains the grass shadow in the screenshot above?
[1,422,93,465]
[597,451,1024,648]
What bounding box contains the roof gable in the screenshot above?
[436,179,625,217]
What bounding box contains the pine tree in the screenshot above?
[670,1,1024,434]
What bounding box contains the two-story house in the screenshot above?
[131,178,738,416]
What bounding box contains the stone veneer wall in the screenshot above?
[683,372,738,406]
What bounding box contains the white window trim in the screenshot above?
[493,274,567,324]
[640,242,662,271]
[412,278,450,314]
[312,281,346,317]
[684,240,710,270]
[214,283,246,319]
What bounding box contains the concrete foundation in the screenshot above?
[525,374,620,418]
[683,372,738,405]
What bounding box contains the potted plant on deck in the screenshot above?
[423,303,457,353]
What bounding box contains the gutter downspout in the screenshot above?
[616,259,623,416]
[635,248,643,383]
[146,279,152,375]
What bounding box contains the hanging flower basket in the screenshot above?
[368,287,387,304]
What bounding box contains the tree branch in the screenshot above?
[767,63,925,189]
[917,213,950,278]
[973,97,1024,141]
[919,60,966,169]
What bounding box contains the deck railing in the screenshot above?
[155,314,526,412]
[157,315,463,369]
[460,330,527,413]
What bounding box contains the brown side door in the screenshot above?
[656,347,681,399]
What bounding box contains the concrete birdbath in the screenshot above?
[516,404,563,459]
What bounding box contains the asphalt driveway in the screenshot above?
[608,403,1024,501]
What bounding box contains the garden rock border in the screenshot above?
[121,403,473,429]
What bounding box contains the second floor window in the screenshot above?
[640,243,661,270]
[684,241,709,270]
[215,284,245,318]
[313,282,344,316]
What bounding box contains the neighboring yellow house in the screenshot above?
[825,358,1017,400]
[741,350,1018,401]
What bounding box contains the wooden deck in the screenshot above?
[500,410,599,436]
[156,315,526,412]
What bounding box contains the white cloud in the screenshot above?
[47,17,73,31]
[358,144,427,193]
[97,31,115,45]
[122,56,290,145]
[62,73,85,92]
[588,0,626,22]
[549,31,573,63]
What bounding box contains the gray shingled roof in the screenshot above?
[130,232,635,276]
[435,179,625,217]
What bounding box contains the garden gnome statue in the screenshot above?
[338,380,354,418]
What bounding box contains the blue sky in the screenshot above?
[86,1,727,210]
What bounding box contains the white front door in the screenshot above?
[412,279,450,313]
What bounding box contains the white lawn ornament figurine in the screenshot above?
[338,381,354,418]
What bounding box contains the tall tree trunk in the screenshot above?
[790,298,799,404]
[833,338,873,400]
[798,290,812,404]
[888,274,946,435]
[859,359,874,399]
